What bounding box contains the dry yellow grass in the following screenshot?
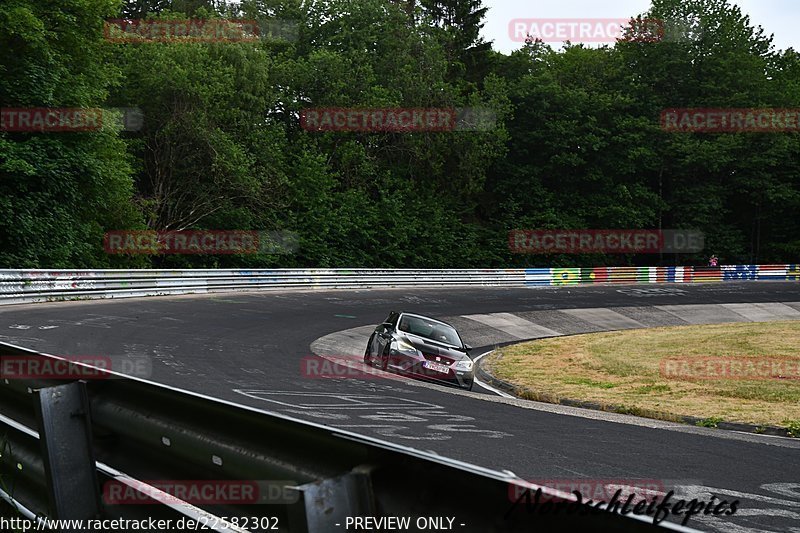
[486,321,800,430]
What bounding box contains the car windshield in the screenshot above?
[398,316,461,347]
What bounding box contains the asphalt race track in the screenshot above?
[2,282,799,532]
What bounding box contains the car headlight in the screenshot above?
[394,339,418,355]
[455,360,474,371]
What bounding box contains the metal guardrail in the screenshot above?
[0,265,797,305]
[0,342,692,532]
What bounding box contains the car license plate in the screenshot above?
[423,361,450,374]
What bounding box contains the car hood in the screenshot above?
[399,333,470,360]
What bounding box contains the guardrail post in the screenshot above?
[34,381,100,529]
[293,470,375,533]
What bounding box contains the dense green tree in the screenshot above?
[1,0,797,268]
[0,0,145,267]
[615,0,800,263]
[419,0,492,84]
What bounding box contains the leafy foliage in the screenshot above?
[1,0,798,268]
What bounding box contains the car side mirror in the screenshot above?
[381,322,393,329]
[463,343,472,351]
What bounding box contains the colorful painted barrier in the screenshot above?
[0,265,796,305]
[524,264,799,286]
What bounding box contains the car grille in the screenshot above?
[421,353,455,365]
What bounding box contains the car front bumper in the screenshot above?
[390,350,474,388]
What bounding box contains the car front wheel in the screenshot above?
[379,346,389,370]
[364,335,375,365]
